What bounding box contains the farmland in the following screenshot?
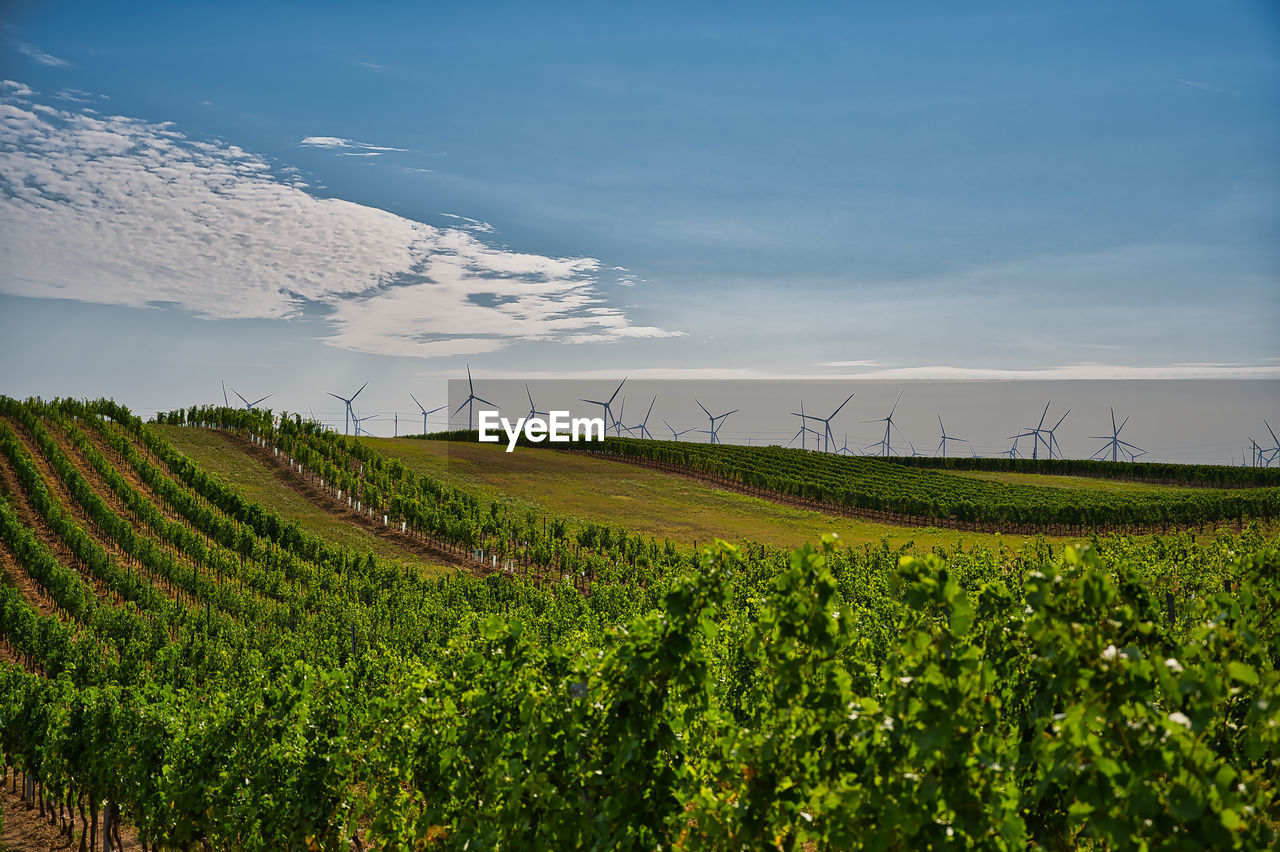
[1,398,1277,849]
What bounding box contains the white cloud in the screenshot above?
[0,94,679,357]
[299,135,408,153]
[1,80,34,97]
[15,43,69,67]
[440,212,495,233]
[55,88,96,103]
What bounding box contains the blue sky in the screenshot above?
[1,1,1278,454]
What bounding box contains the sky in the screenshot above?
[1,1,1277,459]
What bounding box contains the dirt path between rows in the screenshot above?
[0,779,141,851]
[219,431,477,572]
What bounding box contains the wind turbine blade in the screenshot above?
[829,392,855,419]
[1111,407,1117,433]
[473,396,498,408]
[428,405,447,415]
[1265,420,1280,447]
[644,395,656,424]
[1052,409,1070,431]
[580,398,606,406]
[251,396,270,407]
[233,389,249,406]
[222,381,228,406]
[466,364,474,395]
[411,393,425,414]
[888,390,903,418]
[351,381,369,402]
[607,378,627,406]
[721,409,740,418]
[452,399,471,416]
[696,400,712,419]
[526,384,535,408]
[327,392,347,403]
[1118,415,1129,434]
[1037,401,1051,430]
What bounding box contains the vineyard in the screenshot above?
[565,437,1280,534]
[1,397,1278,849]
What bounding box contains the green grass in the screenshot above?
[363,438,1079,552]
[154,426,448,572]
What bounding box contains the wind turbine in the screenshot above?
[221,381,229,407]
[836,434,855,456]
[452,364,496,431]
[1261,421,1280,467]
[580,378,626,435]
[1090,408,1144,463]
[353,411,377,437]
[1014,401,1066,460]
[1044,409,1070,459]
[524,384,549,423]
[328,381,368,436]
[613,397,628,436]
[697,400,738,445]
[794,393,854,452]
[626,395,658,439]
[231,388,271,411]
[936,415,966,458]
[788,401,819,451]
[662,420,697,441]
[863,392,905,457]
[411,394,447,435]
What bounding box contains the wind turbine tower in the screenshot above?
[936,415,966,458]
[411,394,447,435]
[451,365,497,431]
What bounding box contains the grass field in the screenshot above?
[362,437,1078,552]
[155,425,449,571]
[945,468,1199,493]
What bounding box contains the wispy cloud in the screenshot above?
[1,80,34,97]
[0,93,680,358]
[1177,78,1241,96]
[14,42,69,67]
[299,135,408,154]
[439,212,495,234]
[55,88,104,103]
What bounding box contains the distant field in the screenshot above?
[946,469,1198,493]
[362,437,1073,552]
[156,425,448,571]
